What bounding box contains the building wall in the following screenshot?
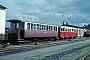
[0,9,6,34]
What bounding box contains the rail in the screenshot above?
[79,53,90,60]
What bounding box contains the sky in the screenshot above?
[0,0,90,27]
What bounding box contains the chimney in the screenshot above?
[66,22,68,25]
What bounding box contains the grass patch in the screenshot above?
[24,43,89,60]
[60,46,90,60]
[75,48,90,60]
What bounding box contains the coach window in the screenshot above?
[61,28,64,31]
[55,27,56,31]
[68,29,69,32]
[40,25,42,30]
[61,28,63,31]
[52,26,54,31]
[34,24,38,30]
[34,24,35,29]
[31,23,33,30]
[49,26,51,31]
[70,29,71,32]
[65,28,66,31]
[54,27,55,31]
[47,26,48,31]
[39,25,41,30]
[36,24,38,30]
[47,26,49,31]
[53,26,55,31]
[43,25,45,30]
[15,23,19,30]
[66,29,67,31]
[75,29,76,32]
[41,25,43,30]
[68,29,70,32]
[27,23,30,30]
[69,29,70,32]
[49,26,50,31]
[72,29,73,32]
[77,29,78,32]
[42,25,44,30]
[51,26,52,31]
[39,24,41,30]
[50,26,51,31]
[66,29,68,31]
[67,29,68,31]
[56,27,57,31]
[43,25,46,30]
[74,29,75,32]
[41,25,44,30]
[54,27,56,31]
[38,25,40,30]
[63,28,65,31]
[45,26,47,30]
[37,24,39,30]
[76,29,77,32]
[38,24,40,30]
[44,25,46,30]
[61,28,62,31]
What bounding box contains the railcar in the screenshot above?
[59,24,88,38]
[7,19,58,41]
[58,25,78,39]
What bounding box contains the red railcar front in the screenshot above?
[59,32,78,38]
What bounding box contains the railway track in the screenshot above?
[0,37,89,56]
[41,43,90,60]
[79,54,90,60]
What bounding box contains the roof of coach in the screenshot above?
[7,19,57,26]
[7,19,25,22]
[0,4,7,9]
[61,24,84,29]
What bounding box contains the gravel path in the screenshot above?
[0,40,90,60]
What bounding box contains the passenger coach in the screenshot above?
[7,19,58,41]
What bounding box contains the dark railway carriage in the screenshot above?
[7,19,58,41]
[83,31,90,37]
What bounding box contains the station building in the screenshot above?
[0,4,7,34]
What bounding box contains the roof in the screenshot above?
[61,24,84,29]
[7,19,25,22]
[0,4,7,9]
[7,19,57,26]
